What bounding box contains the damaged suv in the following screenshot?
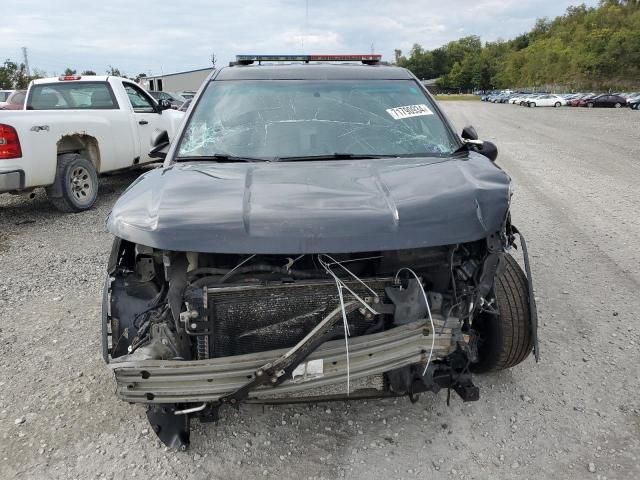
[103,54,538,449]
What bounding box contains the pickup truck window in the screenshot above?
[124,83,156,113]
[27,82,118,110]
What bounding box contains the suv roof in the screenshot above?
[216,64,413,81]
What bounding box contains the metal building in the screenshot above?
[140,68,214,93]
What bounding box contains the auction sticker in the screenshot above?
[386,104,433,120]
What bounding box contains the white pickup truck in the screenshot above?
[0,75,184,212]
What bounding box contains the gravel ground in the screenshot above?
[1,103,639,480]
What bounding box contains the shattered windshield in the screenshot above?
[176,80,458,160]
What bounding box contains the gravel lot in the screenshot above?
[1,103,639,480]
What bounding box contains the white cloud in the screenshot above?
[0,0,599,76]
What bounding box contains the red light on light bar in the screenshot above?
[58,75,82,81]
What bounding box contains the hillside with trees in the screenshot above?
[396,0,640,91]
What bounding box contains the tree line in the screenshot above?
[0,61,147,89]
[396,0,640,91]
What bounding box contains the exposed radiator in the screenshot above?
[205,278,392,357]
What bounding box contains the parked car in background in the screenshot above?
[0,89,27,110]
[527,94,567,107]
[626,94,640,110]
[0,75,184,212]
[582,94,626,108]
[148,91,186,109]
[521,94,544,106]
[572,94,596,107]
[0,90,14,102]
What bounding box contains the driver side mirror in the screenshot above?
[157,99,172,112]
[149,130,170,159]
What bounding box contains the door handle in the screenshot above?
[139,120,149,125]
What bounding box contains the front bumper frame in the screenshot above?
[110,317,456,404]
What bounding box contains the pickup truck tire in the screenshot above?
[471,254,533,372]
[46,154,98,213]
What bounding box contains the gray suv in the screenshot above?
[103,55,537,449]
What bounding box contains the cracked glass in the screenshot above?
[176,80,457,160]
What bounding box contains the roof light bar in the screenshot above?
[234,54,381,65]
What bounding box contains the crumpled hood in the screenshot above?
[107,153,510,253]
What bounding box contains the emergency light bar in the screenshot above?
[234,54,382,65]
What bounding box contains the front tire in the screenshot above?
[530,102,536,108]
[614,102,622,108]
[472,254,533,372]
[46,153,98,213]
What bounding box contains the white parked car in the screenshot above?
[527,94,566,108]
[0,75,184,212]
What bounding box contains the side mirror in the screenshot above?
[476,141,498,162]
[157,99,172,112]
[461,125,478,141]
[149,130,170,159]
[461,126,498,162]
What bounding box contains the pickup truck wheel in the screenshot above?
[46,154,98,213]
[471,254,533,372]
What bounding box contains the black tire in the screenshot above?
[554,102,561,107]
[46,153,98,213]
[472,254,533,372]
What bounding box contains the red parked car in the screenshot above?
[571,94,595,107]
[0,90,27,110]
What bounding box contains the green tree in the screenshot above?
[0,60,19,89]
[397,1,640,91]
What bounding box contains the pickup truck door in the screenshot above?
[122,82,167,163]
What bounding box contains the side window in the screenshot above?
[124,83,156,113]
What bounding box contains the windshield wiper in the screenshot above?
[275,153,399,162]
[175,154,269,163]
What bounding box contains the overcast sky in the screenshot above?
[2,0,598,77]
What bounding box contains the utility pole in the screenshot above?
[22,47,30,77]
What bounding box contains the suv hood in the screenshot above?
[107,153,510,254]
